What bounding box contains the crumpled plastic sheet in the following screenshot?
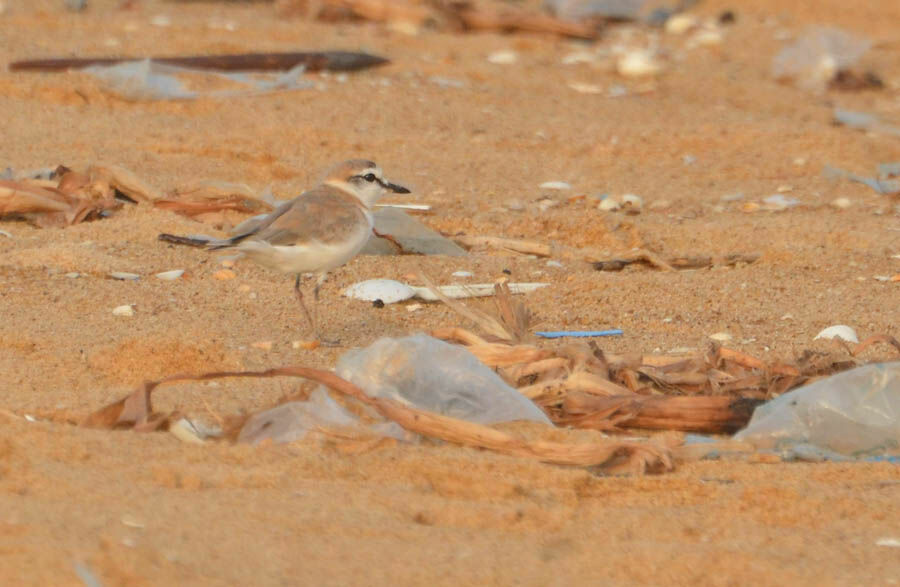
[772,27,872,92]
[84,59,312,101]
[734,362,900,457]
[239,334,551,445]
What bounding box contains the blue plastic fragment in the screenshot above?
[535,329,623,338]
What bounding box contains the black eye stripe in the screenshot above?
[352,173,386,186]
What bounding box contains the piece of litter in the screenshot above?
[540,181,572,190]
[762,194,800,211]
[155,269,184,280]
[814,324,859,343]
[112,305,134,317]
[109,272,140,281]
[487,50,518,65]
[876,538,900,548]
[452,270,474,278]
[375,203,431,211]
[536,330,623,338]
[411,282,548,301]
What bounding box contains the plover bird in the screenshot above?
[159,159,410,343]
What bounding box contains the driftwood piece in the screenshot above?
[563,393,765,434]
[9,51,389,73]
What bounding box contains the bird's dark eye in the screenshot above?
[363,173,377,182]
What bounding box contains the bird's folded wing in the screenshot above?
[247,188,369,247]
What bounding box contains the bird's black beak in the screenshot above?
[386,181,410,194]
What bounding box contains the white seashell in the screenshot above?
[343,279,416,304]
[487,50,518,65]
[112,304,134,317]
[598,197,621,211]
[621,194,644,209]
[617,50,662,77]
[814,325,859,343]
[540,181,572,190]
[155,269,185,280]
[709,332,733,342]
[830,197,852,210]
[691,28,723,46]
[452,271,474,278]
[665,14,697,35]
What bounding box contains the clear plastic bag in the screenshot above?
[734,363,900,456]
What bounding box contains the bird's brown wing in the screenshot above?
[244,188,369,247]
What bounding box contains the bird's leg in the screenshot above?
[295,273,340,346]
[294,274,317,335]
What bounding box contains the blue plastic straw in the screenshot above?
[535,329,623,338]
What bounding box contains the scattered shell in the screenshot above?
[873,275,891,282]
[617,50,662,78]
[251,341,273,351]
[504,199,525,211]
[814,324,859,344]
[537,198,559,212]
[762,194,800,211]
[220,259,236,268]
[691,28,724,46]
[120,515,145,529]
[568,82,604,94]
[540,181,572,190]
[546,260,564,268]
[150,14,171,27]
[598,197,621,211]
[155,269,184,280]
[561,51,596,65]
[742,202,761,213]
[621,194,644,212]
[293,340,320,350]
[109,272,140,281]
[169,419,207,445]
[487,50,518,65]
[213,269,236,280]
[721,193,744,202]
[776,185,794,193]
[0,229,12,238]
[709,332,733,342]
[452,271,474,278]
[65,272,81,279]
[112,305,134,317]
[665,14,697,35]
[830,197,852,210]
[343,279,416,304]
[876,538,900,548]
[406,303,423,313]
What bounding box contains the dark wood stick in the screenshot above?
[9,51,389,73]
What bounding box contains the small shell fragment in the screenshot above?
[830,197,852,210]
[598,197,621,211]
[487,50,518,65]
[155,269,184,280]
[617,50,662,77]
[709,332,733,342]
[540,181,572,190]
[343,279,416,304]
[213,269,236,280]
[814,325,859,343]
[251,341,273,351]
[452,271,474,278]
[665,14,697,35]
[112,305,134,317]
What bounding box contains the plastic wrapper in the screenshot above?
[734,363,900,456]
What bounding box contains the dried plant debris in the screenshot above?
[428,286,900,434]
[79,366,672,473]
[289,0,600,39]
